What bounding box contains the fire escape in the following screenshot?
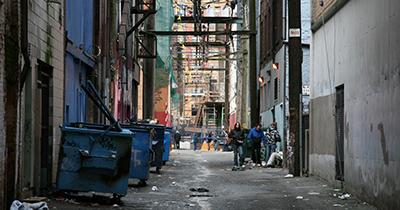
[130,0,157,59]
[150,0,255,128]
[137,1,256,129]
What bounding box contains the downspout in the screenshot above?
[20,0,30,91]
[17,0,29,202]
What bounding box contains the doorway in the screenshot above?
[38,61,52,190]
[335,85,344,181]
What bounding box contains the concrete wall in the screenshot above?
[310,0,400,209]
[259,46,285,125]
[259,46,285,150]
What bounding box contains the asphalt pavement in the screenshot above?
[47,149,378,210]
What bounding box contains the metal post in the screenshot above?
[249,0,258,127]
[143,13,156,119]
[299,93,303,175]
[288,0,302,176]
[225,44,230,129]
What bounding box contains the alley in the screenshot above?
[47,150,376,210]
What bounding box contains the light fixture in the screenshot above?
[272,63,279,70]
[258,76,264,83]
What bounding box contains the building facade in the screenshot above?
[23,0,65,194]
[65,0,94,124]
[258,0,311,154]
[310,0,400,209]
[0,0,65,208]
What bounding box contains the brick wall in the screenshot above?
[26,0,64,185]
[260,0,283,69]
[312,0,338,24]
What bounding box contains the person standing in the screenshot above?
[228,122,245,171]
[213,133,218,151]
[174,131,181,149]
[192,133,198,151]
[265,122,281,165]
[248,123,267,167]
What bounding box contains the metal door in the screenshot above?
[335,85,345,181]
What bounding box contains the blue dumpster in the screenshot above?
[57,124,134,195]
[163,127,172,163]
[130,123,165,173]
[56,80,134,197]
[120,124,153,186]
[148,124,165,173]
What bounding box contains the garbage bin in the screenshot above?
[163,127,172,163]
[120,124,153,186]
[56,80,135,197]
[261,127,268,162]
[130,123,165,173]
[242,129,252,159]
[57,124,134,196]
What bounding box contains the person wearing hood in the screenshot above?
[264,122,281,166]
[192,133,198,151]
[174,131,181,149]
[248,123,267,167]
[228,122,245,171]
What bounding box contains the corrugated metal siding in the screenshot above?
[65,53,88,124]
[66,0,93,51]
[65,0,93,124]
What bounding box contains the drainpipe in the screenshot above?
[20,0,30,91]
[121,55,126,122]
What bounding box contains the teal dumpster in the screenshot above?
[242,129,252,159]
[57,124,134,196]
[261,127,268,162]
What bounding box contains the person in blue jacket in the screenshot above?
[248,123,267,167]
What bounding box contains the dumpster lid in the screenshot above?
[120,123,153,132]
[60,124,135,138]
[81,80,122,131]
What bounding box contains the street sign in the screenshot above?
[302,85,310,95]
[289,28,301,37]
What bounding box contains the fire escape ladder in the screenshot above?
[194,103,204,126]
[130,0,157,58]
[135,35,157,58]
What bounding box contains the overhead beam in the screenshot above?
[141,30,256,36]
[171,42,226,46]
[185,83,212,85]
[174,68,226,71]
[172,57,240,61]
[175,16,243,24]
[171,50,246,56]
[181,72,211,75]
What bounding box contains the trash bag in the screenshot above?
[10,200,49,210]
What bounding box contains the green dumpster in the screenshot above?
[242,129,252,159]
[260,127,268,162]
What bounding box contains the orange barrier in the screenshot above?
[201,141,214,150]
